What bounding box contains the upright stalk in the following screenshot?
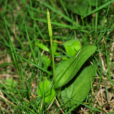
[47,9,55,80]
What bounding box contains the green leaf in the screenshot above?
[37,80,56,104]
[42,55,51,70]
[65,0,109,16]
[63,39,81,56]
[5,78,18,94]
[90,0,109,6]
[53,41,60,56]
[65,0,91,16]
[5,78,17,88]
[61,65,96,109]
[35,41,50,52]
[35,40,60,56]
[54,45,96,88]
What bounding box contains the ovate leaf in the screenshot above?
[65,0,91,16]
[61,65,96,109]
[42,55,51,70]
[5,78,17,88]
[63,39,81,56]
[54,46,96,88]
[37,80,56,103]
[35,41,50,52]
[5,78,18,94]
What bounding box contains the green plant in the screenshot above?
[5,78,17,88]
[35,40,60,70]
[1,0,113,113]
[63,39,81,60]
[4,78,17,94]
[37,80,56,104]
[37,9,98,112]
[64,0,109,16]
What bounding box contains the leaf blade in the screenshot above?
[61,65,96,109]
[54,45,96,88]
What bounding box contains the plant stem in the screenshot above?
[47,9,55,80]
